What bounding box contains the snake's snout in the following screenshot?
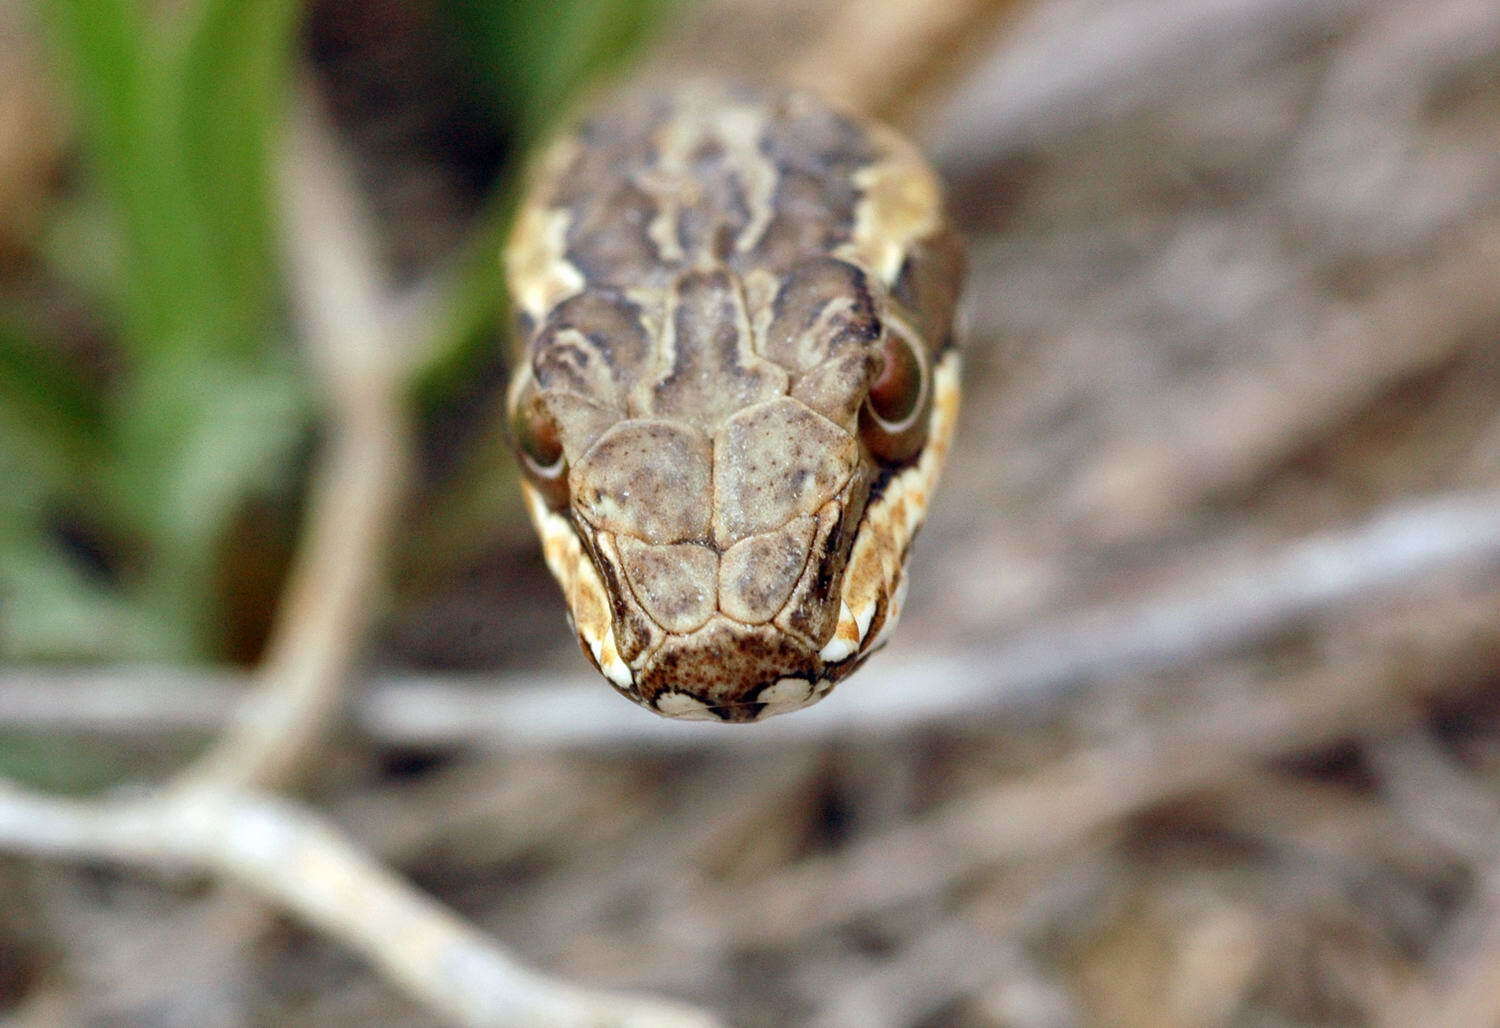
[633,615,833,722]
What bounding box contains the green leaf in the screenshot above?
[0,439,186,661]
[0,538,187,661]
[106,354,307,643]
[36,0,310,657]
[38,0,222,357]
[40,0,302,361]
[0,315,102,489]
[172,0,302,354]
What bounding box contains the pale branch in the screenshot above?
[178,85,413,792]
[928,0,1379,167]
[1063,213,1500,533]
[785,0,1029,123]
[714,635,1472,948]
[0,781,718,1027]
[5,488,1499,751]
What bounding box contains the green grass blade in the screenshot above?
[38,0,311,657]
[172,0,302,355]
[0,316,102,486]
[38,0,224,356]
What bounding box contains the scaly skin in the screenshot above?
[506,80,963,721]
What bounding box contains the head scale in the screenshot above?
[506,81,962,721]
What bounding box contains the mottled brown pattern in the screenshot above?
[674,137,754,259]
[773,498,853,648]
[549,81,875,280]
[505,79,962,720]
[617,537,718,634]
[750,95,874,270]
[642,268,787,431]
[637,617,818,716]
[712,397,855,543]
[571,421,712,545]
[763,257,880,375]
[533,291,653,404]
[718,516,816,624]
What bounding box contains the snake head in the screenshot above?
[505,81,962,721]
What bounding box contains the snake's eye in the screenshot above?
[512,388,570,506]
[861,325,929,463]
[868,330,922,425]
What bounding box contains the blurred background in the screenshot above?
[3,0,1500,1023]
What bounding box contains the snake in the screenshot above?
[504,79,962,722]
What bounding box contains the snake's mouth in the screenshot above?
[651,677,840,722]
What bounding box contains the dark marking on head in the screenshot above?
[564,179,662,287]
[644,269,787,432]
[677,139,754,259]
[764,257,880,375]
[582,533,657,664]
[533,290,652,386]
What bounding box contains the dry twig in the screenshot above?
[785,0,1029,122]
[0,781,718,1027]
[1069,215,1500,531]
[5,487,1497,750]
